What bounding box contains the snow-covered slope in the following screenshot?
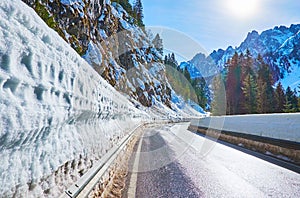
[0,1,147,197]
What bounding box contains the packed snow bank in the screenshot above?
[0,0,147,197]
[191,113,300,142]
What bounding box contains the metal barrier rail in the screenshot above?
[62,123,145,198]
[61,119,193,198]
[189,125,300,150]
[188,124,300,171]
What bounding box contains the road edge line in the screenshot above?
[127,134,143,198]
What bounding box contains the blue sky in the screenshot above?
[136,0,300,60]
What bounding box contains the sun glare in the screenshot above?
[225,0,259,19]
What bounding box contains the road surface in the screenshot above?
[123,123,300,198]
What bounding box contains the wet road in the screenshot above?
[124,123,300,198]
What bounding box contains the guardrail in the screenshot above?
[188,125,300,151]
[61,123,145,198]
[190,114,300,143]
[188,120,300,171]
[61,119,195,197]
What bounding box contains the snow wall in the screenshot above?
[0,0,147,197]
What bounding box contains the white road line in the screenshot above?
[127,134,143,198]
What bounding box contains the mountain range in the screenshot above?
[182,24,300,89]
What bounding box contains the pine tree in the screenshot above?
[243,49,254,77]
[237,53,247,114]
[257,82,268,113]
[283,98,293,113]
[164,55,168,65]
[133,0,144,27]
[211,75,226,116]
[274,82,285,113]
[183,66,191,82]
[152,33,163,55]
[292,88,299,111]
[164,53,177,68]
[256,54,274,113]
[283,86,297,113]
[192,77,208,109]
[242,73,257,113]
[171,53,177,65]
[297,85,300,111]
[226,52,242,114]
[298,97,300,112]
[239,50,256,114]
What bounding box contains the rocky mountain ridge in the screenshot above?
[184,24,300,88]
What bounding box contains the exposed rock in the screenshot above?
[22,0,173,108]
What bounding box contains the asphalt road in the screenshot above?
[123,123,300,198]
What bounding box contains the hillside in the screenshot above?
[21,0,172,109]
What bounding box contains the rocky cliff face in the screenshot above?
[180,53,219,80]
[22,0,173,108]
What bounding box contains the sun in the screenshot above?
[225,0,259,19]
